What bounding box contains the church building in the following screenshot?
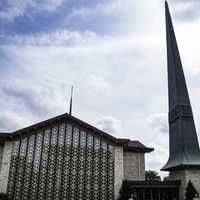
[0,113,153,200]
[1,1,200,200]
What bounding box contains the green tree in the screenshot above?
[145,170,161,181]
[185,180,199,200]
[118,181,131,200]
[163,175,169,181]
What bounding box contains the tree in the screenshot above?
[163,175,169,181]
[118,181,131,200]
[145,170,161,181]
[185,180,199,200]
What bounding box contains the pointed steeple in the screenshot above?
[69,86,73,115]
[165,1,191,109]
[162,1,200,171]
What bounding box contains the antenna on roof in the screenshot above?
[69,85,73,115]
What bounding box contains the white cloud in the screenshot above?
[0,79,64,115]
[4,30,99,46]
[168,0,200,21]
[69,0,134,19]
[85,74,112,96]
[96,116,122,136]
[0,78,68,132]
[0,0,64,21]
[146,142,169,178]
[148,113,168,134]
[68,0,164,34]
[0,111,29,132]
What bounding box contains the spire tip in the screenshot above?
[69,85,74,115]
[165,1,169,12]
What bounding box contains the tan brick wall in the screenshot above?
[170,170,200,200]
[0,141,13,194]
[123,152,145,181]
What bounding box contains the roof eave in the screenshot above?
[124,146,154,153]
[161,164,200,171]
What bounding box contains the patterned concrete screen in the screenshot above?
[7,121,115,200]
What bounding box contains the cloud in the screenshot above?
[0,111,27,132]
[96,116,122,136]
[0,30,101,46]
[0,0,64,21]
[0,81,54,116]
[69,0,133,19]
[0,78,68,132]
[168,0,200,21]
[145,142,169,178]
[67,0,163,34]
[85,74,112,96]
[148,113,168,134]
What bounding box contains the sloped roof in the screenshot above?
[0,113,153,153]
[0,133,12,144]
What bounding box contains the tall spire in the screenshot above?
[165,1,190,109]
[69,85,73,115]
[162,1,200,171]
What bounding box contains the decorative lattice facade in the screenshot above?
[7,121,114,200]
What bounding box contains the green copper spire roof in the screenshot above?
[162,1,200,171]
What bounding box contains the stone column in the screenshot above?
[0,141,13,194]
[170,170,200,200]
[114,146,124,200]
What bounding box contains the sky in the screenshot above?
[1,0,200,177]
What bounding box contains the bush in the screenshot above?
[145,170,161,181]
[185,180,199,200]
[118,181,131,200]
[0,193,8,200]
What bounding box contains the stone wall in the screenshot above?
[123,152,145,181]
[114,146,124,200]
[114,147,146,200]
[0,141,13,194]
[0,143,4,172]
[170,170,200,200]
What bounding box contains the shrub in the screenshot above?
[145,170,161,181]
[185,180,199,200]
[118,181,131,200]
[0,193,8,200]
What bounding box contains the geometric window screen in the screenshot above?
[7,121,115,200]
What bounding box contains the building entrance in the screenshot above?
[119,180,180,200]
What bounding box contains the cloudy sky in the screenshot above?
[1,0,200,177]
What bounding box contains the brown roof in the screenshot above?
[0,133,12,144]
[124,140,153,153]
[0,113,153,153]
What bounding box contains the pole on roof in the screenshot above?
[69,85,73,115]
